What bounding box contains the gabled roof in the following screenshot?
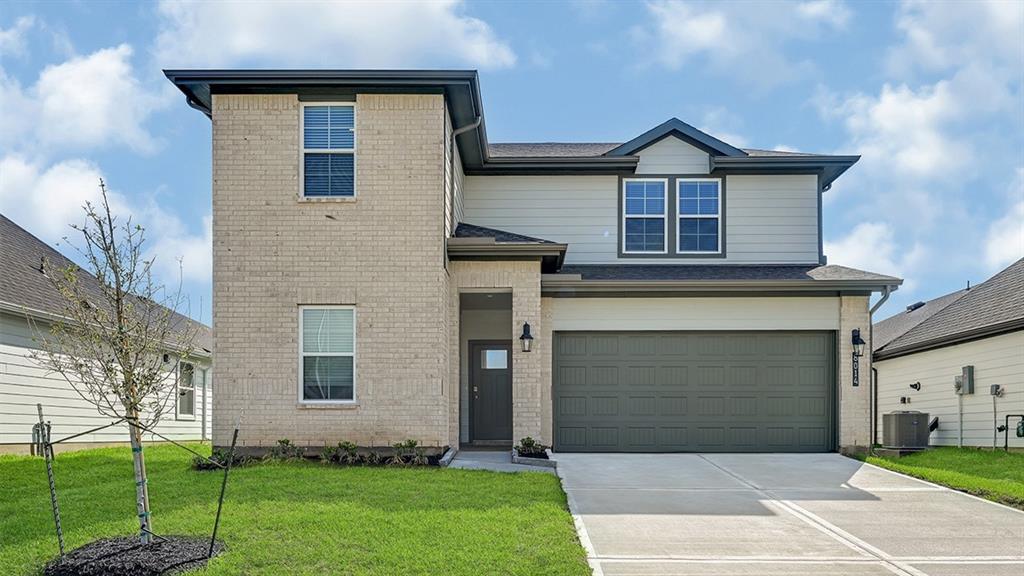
[873,288,969,351]
[605,118,747,157]
[166,70,858,185]
[0,214,212,354]
[875,258,1024,359]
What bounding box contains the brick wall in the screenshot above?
[211,93,450,448]
[448,260,544,445]
[838,295,872,451]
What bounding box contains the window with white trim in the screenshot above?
[177,362,195,419]
[623,179,667,253]
[301,104,355,197]
[299,306,356,402]
[678,179,721,253]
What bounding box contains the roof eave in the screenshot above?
[540,278,901,294]
[874,317,1024,361]
[467,156,638,175]
[710,155,860,188]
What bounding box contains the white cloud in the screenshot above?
[636,0,850,88]
[796,0,851,29]
[153,0,516,69]
[985,200,1024,270]
[0,155,212,287]
[0,44,169,155]
[825,221,926,291]
[887,0,1024,78]
[0,15,34,57]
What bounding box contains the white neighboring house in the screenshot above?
[873,258,1024,449]
[0,214,213,454]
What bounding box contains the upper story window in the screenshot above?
[299,306,356,402]
[301,104,355,197]
[622,179,667,254]
[678,179,721,253]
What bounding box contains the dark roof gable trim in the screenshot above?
[604,118,747,158]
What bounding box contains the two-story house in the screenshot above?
[167,70,900,454]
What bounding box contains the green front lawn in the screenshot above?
[864,447,1024,509]
[0,445,589,575]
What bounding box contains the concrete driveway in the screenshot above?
[555,453,1024,576]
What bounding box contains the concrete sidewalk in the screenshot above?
[448,449,555,474]
[554,453,1024,576]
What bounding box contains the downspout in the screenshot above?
[452,116,482,139]
[868,285,893,447]
[186,96,211,119]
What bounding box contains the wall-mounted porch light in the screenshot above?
[519,322,534,352]
[851,329,866,358]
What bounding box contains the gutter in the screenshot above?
[867,284,893,448]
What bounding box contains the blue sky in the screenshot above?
[1,0,1021,324]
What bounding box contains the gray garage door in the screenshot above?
[553,331,835,452]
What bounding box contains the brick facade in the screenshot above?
[838,295,872,452]
[211,93,451,448]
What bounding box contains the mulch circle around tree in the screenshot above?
[44,536,224,576]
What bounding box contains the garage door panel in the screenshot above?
[553,331,834,453]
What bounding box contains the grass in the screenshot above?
[0,444,589,575]
[864,447,1024,509]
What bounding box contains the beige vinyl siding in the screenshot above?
[635,137,710,174]
[453,132,464,226]
[875,330,1024,448]
[463,175,618,264]
[549,296,840,331]
[463,173,820,264]
[443,108,465,234]
[0,312,212,450]
[727,175,819,263]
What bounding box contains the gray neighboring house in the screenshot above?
[0,214,213,453]
[873,258,1024,448]
[166,69,901,454]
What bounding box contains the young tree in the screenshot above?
[31,180,198,545]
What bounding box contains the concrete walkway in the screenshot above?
[448,449,555,474]
[554,453,1024,576]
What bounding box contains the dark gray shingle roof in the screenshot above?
[556,264,899,282]
[454,222,557,244]
[873,289,969,351]
[487,143,823,159]
[877,258,1024,356]
[0,214,212,352]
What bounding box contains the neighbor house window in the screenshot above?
[301,104,355,197]
[177,362,195,419]
[623,179,667,253]
[678,179,721,253]
[299,306,356,402]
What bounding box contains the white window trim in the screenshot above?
[298,305,357,404]
[299,102,357,198]
[175,362,196,421]
[622,177,669,255]
[676,178,722,255]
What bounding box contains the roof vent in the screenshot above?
[906,301,926,313]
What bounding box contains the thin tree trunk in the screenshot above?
[128,413,153,544]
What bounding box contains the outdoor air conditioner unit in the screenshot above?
[882,411,930,450]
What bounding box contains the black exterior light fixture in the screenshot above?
[851,329,866,358]
[851,329,866,387]
[519,322,534,352]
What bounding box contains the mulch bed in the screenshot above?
[516,450,549,459]
[44,535,224,576]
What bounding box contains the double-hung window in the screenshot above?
[301,104,355,197]
[299,306,356,402]
[623,179,667,253]
[176,362,195,419]
[678,179,721,253]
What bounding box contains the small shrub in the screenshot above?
[515,437,549,458]
[388,439,426,466]
[191,448,252,471]
[267,439,305,461]
[363,450,383,466]
[320,441,360,465]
